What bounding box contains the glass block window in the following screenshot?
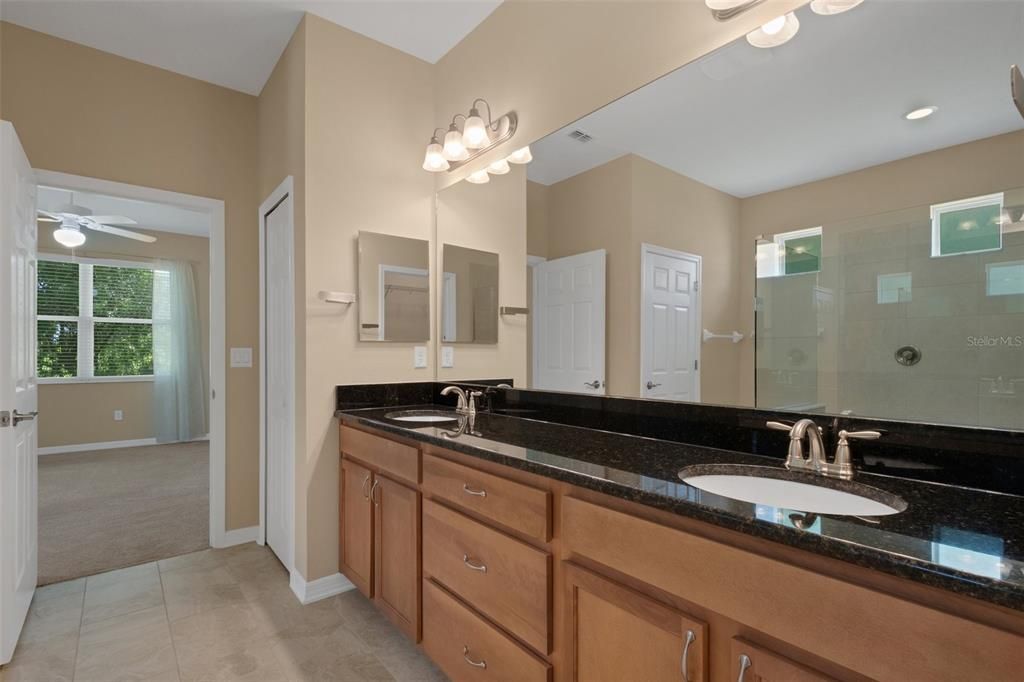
[931,193,1003,257]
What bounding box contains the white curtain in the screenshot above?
[153,260,208,443]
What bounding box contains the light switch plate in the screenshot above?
[230,347,253,368]
[113,410,124,422]
[441,346,454,368]
[413,346,428,369]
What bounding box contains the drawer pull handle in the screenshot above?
[370,479,381,506]
[463,646,487,669]
[462,484,487,497]
[681,630,695,682]
[361,475,371,500]
[736,654,751,682]
[462,554,487,573]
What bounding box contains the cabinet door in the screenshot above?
[340,458,374,598]
[731,638,833,682]
[373,473,421,640]
[564,562,708,682]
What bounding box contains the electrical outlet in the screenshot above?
[114,410,124,422]
[441,346,454,368]
[413,346,428,369]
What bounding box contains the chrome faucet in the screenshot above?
[767,420,881,480]
[440,386,483,416]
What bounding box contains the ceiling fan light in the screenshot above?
[422,140,449,172]
[462,109,490,149]
[442,125,469,161]
[809,0,864,15]
[746,12,799,48]
[487,158,511,175]
[466,169,490,184]
[53,224,86,248]
[507,145,533,164]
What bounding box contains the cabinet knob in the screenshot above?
[462,646,487,669]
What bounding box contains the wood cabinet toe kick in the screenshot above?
[339,421,1024,682]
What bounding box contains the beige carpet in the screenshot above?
[38,441,209,585]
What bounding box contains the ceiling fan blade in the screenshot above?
[86,215,138,226]
[37,210,61,223]
[85,222,157,243]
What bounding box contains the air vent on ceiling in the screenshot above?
[568,129,593,143]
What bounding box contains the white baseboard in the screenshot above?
[39,437,158,455]
[212,525,259,549]
[289,570,355,605]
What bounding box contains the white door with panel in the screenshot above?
[641,244,700,402]
[0,121,38,665]
[532,249,606,394]
[262,190,293,571]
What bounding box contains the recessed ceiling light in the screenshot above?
[746,13,800,49]
[810,0,865,16]
[904,106,938,121]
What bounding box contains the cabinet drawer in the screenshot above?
[422,579,550,682]
[422,453,550,541]
[340,425,419,485]
[422,499,551,654]
[730,638,832,682]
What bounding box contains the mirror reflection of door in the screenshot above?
[380,266,429,342]
[532,249,606,394]
[641,244,701,402]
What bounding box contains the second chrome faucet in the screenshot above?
[766,419,880,480]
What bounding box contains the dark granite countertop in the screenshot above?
[337,404,1024,613]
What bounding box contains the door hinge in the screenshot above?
[694,280,700,292]
[0,411,10,428]
[694,359,699,371]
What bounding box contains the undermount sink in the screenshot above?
[384,409,459,423]
[678,464,907,517]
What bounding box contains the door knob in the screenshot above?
[584,380,602,389]
[646,381,662,390]
[13,410,38,426]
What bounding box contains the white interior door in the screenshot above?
[641,244,701,402]
[262,190,293,571]
[532,249,606,394]
[0,121,38,665]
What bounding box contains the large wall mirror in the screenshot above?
[357,231,430,342]
[441,244,500,344]
[515,0,1022,430]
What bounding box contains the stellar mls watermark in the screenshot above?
[966,335,1024,348]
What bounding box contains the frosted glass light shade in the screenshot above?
[466,170,490,184]
[746,13,799,48]
[422,142,449,172]
[507,146,533,164]
[462,111,490,149]
[53,225,86,248]
[810,0,864,15]
[442,128,469,161]
[487,158,510,175]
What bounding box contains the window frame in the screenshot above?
[37,254,157,384]
[757,226,823,278]
[930,192,1004,258]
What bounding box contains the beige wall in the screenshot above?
[1,22,260,530]
[437,166,528,382]
[533,155,742,402]
[738,129,1024,404]
[37,228,211,448]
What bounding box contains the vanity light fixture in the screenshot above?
[422,98,519,173]
[507,146,533,164]
[746,12,799,48]
[487,158,511,175]
[466,169,491,184]
[904,105,937,120]
[810,0,864,15]
[704,0,767,22]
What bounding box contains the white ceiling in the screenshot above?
[528,0,1024,197]
[1,0,502,95]
[38,187,211,238]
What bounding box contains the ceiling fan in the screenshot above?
[37,202,157,248]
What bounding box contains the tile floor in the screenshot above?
[0,544,447,682]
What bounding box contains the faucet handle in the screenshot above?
[839,429,881,441]
[831,430,881,480]
[766,421,795,434]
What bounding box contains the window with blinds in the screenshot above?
[37,258,154,380]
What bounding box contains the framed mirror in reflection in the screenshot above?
[517,0,1023,430]
[441,244,499,344]
[357,231,430,342]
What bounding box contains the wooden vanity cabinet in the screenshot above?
[340,457,374,598]
[372,473,421,639]
[563,562,708,682]
[729,639,832,682]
